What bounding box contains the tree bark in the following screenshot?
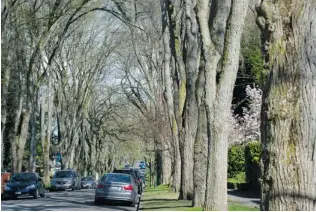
[16,110,31,173]
[161,0,181,192]
[203,0,249,210]
[43,77,52,185]
[179,0,199,200]
[162,143,172,185]
[192,61,208,207]
[256,0,316,210]
[29,92,38,173]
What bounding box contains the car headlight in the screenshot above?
[51,180,56,184]
[4,185,11,191]
[26,184,36,189]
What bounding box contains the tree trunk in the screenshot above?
[156,149,163,185]
[203,0,249,210]
[43,78,52,185]
[256,0,316,210]
[29,92,38,173]
[161,0,181,192]
[162,143,172,185]
[1,66,11,169]
[192,62,208,207]
[178,0,199,201]
[16,110,31,173]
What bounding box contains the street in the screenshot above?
[1,189,140,211]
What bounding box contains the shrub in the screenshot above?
[228,144,245,178]
[245,141,261,165]
[245,140,261,192]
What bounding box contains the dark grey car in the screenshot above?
[95,173,138,206]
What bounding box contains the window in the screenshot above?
[10,173,37,182]
[104,174,131,183]
[54,171,73,178]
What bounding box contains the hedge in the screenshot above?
[228,141,262,192]
[228,145,245,179]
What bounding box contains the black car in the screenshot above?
[112,168,143,195]
[3,172,45,199]
[81,176,95,189]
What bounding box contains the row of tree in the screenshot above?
[1,0,315,211]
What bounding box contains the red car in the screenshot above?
[1,172,11,194]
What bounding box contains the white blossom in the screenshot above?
[229,85,262,145]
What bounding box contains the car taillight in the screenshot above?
[97,184,104,188]
[123,185,133,191]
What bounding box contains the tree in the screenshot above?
[229,85,262,145]
[256,0,316,210]
[196,0,249,210]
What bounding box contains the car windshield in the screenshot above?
[54,171,73,178]
[82,177,93,181]
[10,173,36,182]
[104,174,131,183]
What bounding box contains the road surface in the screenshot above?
[1,189,140,211]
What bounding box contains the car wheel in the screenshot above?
[95,198,102,205]
[33,189,39,199]
[130,196,137,207]
[40,192,45,198]
[12,195,18,200]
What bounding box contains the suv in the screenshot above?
[50,169,81,191]
[112,168,143,195]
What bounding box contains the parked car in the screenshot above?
[1,172,11,195]
[139,161,146,169]
[50,169,81,191]
[81,176,95,189]
[139,172,146,188]
[3,172,45,199]
[95,173,138,206]
[112,168,143,195]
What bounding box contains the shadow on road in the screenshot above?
[251,200,260,205]
[227,189,260,199]
[2,190,140,211]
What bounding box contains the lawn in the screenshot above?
[140,185,259,211]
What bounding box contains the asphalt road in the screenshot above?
[1,189,140,211]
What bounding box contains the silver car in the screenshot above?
[50,170,81,191]
[95,173,138,206]
[81,176,95,189]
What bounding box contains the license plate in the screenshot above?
[15,192,21,195]
[110,187,121,191]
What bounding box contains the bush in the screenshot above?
[228,145,245,178]
[245,141,261,192]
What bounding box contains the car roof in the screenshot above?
[116,168,133,171]
[105,173,132,177]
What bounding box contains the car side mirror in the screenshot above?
[38,178,43,182]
